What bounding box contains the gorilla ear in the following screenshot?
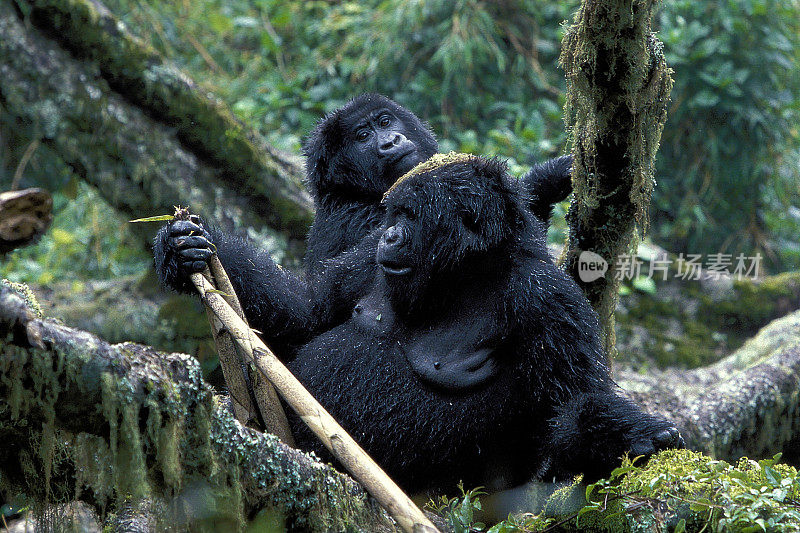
[303,112,342,196]
[463,157,522,244]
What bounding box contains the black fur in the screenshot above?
[153,94,573,357]
[286,156,682,494]
[523,154,573,223]
[303,94,439,271]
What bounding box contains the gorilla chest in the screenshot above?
[349,292,504,392]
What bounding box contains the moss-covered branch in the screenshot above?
[0,0,312,253]
[4,286,800,532]
[560,0,673,356]
[0,285,397,531]
[618,310,800,463]
[617,269,800,369]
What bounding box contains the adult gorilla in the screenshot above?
[287,154,683,493]
[154,94,572,356]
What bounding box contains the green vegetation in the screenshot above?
[653,0,800,270]
[439,451,800,532]
[3,0,797,291]
[102,0,799,268]
[1,183,149,285]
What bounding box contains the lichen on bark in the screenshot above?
[0,286,397,531]
[560,0,674,358]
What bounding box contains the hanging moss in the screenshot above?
[0,284,396,531]
[560,0,673,358]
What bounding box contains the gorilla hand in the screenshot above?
[153,215,214,293]
[628,421,685,458]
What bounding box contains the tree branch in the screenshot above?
[0,0,312,254]
[0,285,398,531]
[3,285,800,529]
[619,309,800,462]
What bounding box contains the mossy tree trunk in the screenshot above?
[0,0,313,258]
[560,0,673,358]
[0,286,399,532]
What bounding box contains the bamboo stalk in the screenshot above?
[201,292,256,424]
[206,255,294,446]
[191,272,440,533]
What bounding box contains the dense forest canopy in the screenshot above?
[2,0,799,285]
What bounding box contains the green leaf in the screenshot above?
[690,90,721,108]
[208,13,233,33]
[771,488,787,502]
[261,31,281,54]
[632,276,657,294]
[689,502,709,512]
[208,289,232,297]
[763,465,780,485]
[129,214,175,223]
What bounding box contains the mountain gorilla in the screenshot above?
[286,154,683,493]
[154,94,573,357]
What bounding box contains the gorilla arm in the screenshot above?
[154,219,380,357]
[520,155,573,223]
[510,259,683,480]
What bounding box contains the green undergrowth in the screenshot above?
[443,450,800,532]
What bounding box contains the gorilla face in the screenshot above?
[347,108,427,181]
[303,94,438,200]
[377,156,526,314]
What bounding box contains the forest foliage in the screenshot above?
[1,0,799,276]
[1,2,800,530]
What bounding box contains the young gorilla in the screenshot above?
[153,94,573,357]
[286,154,683,494]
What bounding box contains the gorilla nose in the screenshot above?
[382,226,402,245]
[378,133,403,156]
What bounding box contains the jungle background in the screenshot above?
[3,0,800,368]
[1,0,800,531]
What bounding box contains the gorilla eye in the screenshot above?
[378,114,391,128]
[356,129,370,141]
[402,207,417,221]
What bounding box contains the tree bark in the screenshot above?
[619,309,800,462]
[0,285,397,532]
[559,0,673,357]
[0,188,52,254]
[0,0,312,256]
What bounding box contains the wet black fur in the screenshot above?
[286,156,682,494]
[154,94,574,357]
